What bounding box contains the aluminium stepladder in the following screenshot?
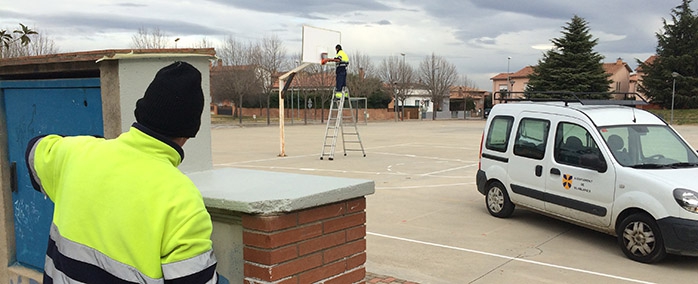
[320,88,366,160]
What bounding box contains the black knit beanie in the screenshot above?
[135,61,204,138]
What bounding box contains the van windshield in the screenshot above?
[599,125,698,168]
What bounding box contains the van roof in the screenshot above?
[491,102,666,127]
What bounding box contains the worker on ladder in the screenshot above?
[326,44,349,99]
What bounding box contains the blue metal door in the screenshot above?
[1,78,103,270]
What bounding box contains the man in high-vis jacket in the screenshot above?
[26,61,223,284]
[328,44,349,99]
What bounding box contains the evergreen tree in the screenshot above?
[637,0,698,109]
[526,15,611,99]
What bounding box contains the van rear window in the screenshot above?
[486,116,514,152]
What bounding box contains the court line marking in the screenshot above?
[367,232,654,284]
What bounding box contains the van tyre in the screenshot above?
[485,181,514,218]
[617,213,667,263]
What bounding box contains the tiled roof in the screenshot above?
[490,66,534,80]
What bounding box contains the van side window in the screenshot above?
[554,122,604,170]
[513,118,549,160]
[485,116,514,152]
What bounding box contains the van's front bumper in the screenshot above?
[657,216,698,256]
[476,170,487,195]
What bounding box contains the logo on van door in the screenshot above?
[563,174,573,190]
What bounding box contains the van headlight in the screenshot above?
[674,189,698,213]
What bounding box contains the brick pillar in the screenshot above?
[242,197,367,284]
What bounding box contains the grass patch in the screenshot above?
[648,109,698,125]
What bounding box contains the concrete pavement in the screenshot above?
[209,119,698,284]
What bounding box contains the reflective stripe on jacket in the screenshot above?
[26,123,217,284]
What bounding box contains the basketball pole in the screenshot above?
[278,62,312,157]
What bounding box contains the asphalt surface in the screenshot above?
[209,119,698,284]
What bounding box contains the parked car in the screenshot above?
[476,101,698,263]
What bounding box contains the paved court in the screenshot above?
[209,119,698,284]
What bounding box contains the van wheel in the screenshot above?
[485,181,514,218]
[617,213,667,263]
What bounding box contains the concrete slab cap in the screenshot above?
[188,168,375,214]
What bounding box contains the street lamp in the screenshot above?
[507,56,511,98]
[400,53,406,121]
[393,82,398,122]
[174,38,180,48]
[671,72,681,124]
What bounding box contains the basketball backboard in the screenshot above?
[302,25,341,64]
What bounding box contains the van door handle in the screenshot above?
[535,165,543,177]
[550,168,561,176]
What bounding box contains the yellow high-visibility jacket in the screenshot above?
[335,49,349,68]
[26,123,218,284]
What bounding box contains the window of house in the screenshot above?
[513,118,550,160]
[486,116,514,152]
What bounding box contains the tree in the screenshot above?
[218,36,254,66]
[214,37,267,123]
[1,23,45,58]
[248,35,287,125]
[419,53,458,120]
[378,56,404,119]
[131,27,171,49]
[638,0,698,108]
[346,50,382,101]
[349,50,376,78]
[526,15,611,99]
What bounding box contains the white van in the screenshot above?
[476,101,698,263]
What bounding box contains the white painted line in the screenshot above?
[367,232,655,284]
[375,183,471,190]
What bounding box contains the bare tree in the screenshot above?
[218,36,253,66]
[378,55,415,120]
[192,37,215,48]
[249,34,287,125]
[349,50,375,77]
[131,27,171,49]
[419,53,458,120]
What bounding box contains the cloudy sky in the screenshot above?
[1,0,695,89]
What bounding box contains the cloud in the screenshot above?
[1,0,696,90]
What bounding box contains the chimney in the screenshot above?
[359,67,365,79]
[617,57,623,65]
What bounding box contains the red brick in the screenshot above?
[242,213,298,232]
[346,252,366,269]
[323,239,366,263]
[298,202,346,224]
[325,267,366,284]
[298,231,346,256]
[297,260,346,283]
[244,223,322,249]
[244,245,298,265]
[324,212,366,233]
[346,225,366,241]
[272,253,323,280]
[346,197,366,213]
[245,275,298,284]
[244,253,323,281]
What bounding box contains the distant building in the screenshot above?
[490,58,634,104]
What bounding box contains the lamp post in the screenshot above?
[400,53,406,121]
[174,38,180,48]
[507,56,511,98]
[671,72,681,124]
